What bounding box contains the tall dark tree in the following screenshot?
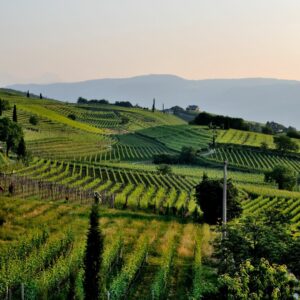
[0,99,2,116]
[195,174,242,224]
[17,137,26,159]
[83,204,103,300]
[13,105,17,122]
[39,93,43,99]
[26,90,30,98]
[152,98,155,112]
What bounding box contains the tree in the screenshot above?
[274,135,299,152]
[39,93,43,99]
[214,210,293,274]
[17,137,26,159]
[261,125,273,135]
[29,115,38,125]
[286,127,300,139]
[265,165,297,190]
[152,98,155,112]
[77,97,88,104]
[178,146,197,164]
[68,114,76,120]
[156,164,172,175]
[0,99,10,116]
[12,105,17,122]
[219,258,297,300]
[114,101,133,107]
[0,117,23,156]
[26,90,30,98]
[195,174,242,224]
[83,204,103,300]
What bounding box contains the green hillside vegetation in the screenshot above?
[0,88,299,298]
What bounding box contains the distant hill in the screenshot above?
[6,74,300,129]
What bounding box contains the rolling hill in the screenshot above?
[7,74,300,129]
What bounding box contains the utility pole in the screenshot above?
[222,160,228,238]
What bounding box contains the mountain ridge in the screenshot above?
[6,74,300,128]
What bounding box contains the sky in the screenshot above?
[1,0,300,85]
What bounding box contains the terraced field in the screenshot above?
[243,193,300,231]
[0,196,214,299]
[207,146,300,172]
[139,125,212,152]
[217,128,300,151]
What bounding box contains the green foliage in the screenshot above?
[0,99,10,115]
[192,111,250,131]
[195,174,242,224]
[0,117,23,156]
[13,104,17,122]
[219,258,298,300]
[274,135,299,152]
[29,115,39,125]
[153,146,198,165]
[83,204,103,300]
[110,235,149,299]
[151,234,176,299]
[265,165,298,190]
[156,164,172,175]
[17,137,26,159]
[287,127,300,139]
[214,209,293,274]
[68,113,76,120]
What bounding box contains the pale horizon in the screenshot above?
[1,0,300,85]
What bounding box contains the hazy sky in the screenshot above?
[1,0,300,85]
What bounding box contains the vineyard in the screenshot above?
[0,88,300,298]
[206,146,300,172]
[217,128,300,151]
[0,196,214,299]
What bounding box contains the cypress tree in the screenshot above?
[83,204,103,300]
[152,98,155,112]
[13,105,17,122]
[27,90,30,98]
[40,93,43,99]
[17,137,26,158]
[0,99,2,116]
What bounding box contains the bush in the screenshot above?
[29,115,38,125]
[68,114,76,120]
[156,164,172,175]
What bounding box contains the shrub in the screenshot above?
[68,114,76,120]
[29,115,38,125]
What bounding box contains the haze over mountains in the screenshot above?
[7,74,300,129]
